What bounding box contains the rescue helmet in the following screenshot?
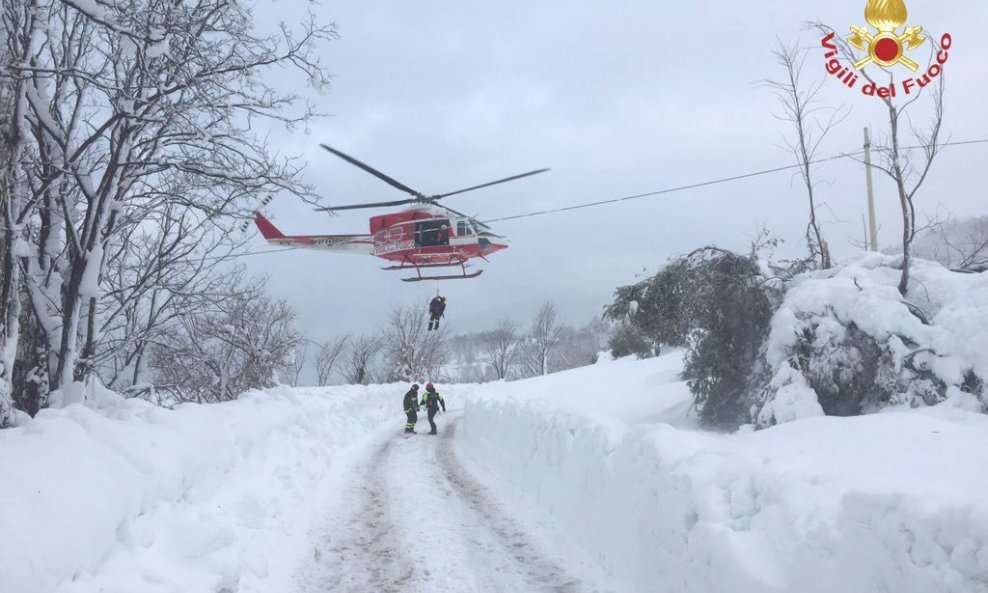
[426,382,434,390]
[412,383,419,390]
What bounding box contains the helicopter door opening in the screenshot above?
[415,219,450,247]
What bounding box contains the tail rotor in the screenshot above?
[241,195,275,232]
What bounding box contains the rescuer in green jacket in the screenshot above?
[419,382,446,435]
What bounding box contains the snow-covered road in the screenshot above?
[302,412,604,593]
[3,354,987,593]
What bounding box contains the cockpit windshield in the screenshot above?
[456,219,478,236]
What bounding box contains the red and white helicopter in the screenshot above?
[254,144,548,281]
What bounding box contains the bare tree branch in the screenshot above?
[811,23,946,295]
[762,40,848,268]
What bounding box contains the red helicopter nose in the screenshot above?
[478,233,509,255]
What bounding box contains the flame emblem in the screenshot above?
[849,0,926,71]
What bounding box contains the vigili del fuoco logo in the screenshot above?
[820,0,952,99]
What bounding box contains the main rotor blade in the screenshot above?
[320,144,425,199]
[432,168,550,200]
[316,198,417,212]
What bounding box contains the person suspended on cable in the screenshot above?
[428,295,447,331]
[403,383,421,434]
[419,382,446,435]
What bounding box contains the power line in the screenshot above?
[481,138,988,224]
[236,247,296,258]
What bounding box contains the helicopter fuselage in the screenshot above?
[254,143,539,281]
[254,205,507,279]
[369,207,508,265]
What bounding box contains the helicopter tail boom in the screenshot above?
[254,213,373,254]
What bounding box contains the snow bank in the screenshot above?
[0,384,400,593]
[469,352,695,428]
[758,254,988,424]
[459,353,988,593]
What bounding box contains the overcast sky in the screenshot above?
[245,0,988,341]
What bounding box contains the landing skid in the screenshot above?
[385,260,483,281]
[401,270,483,282]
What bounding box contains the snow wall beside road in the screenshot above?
[460,391,988,593]
[0,384,399,593]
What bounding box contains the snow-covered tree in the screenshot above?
[149,271,300,404]
[315,334,350,385]
[287,341,310,387]
[2,0,335,413]
[678,249,777,429]
[604,261,695,352]
[382,303,447,383]
[342,334,382,386]
[0,12,19,425]
[608,248,781,429]
[519,301,563,377]
[752,256,986,427]
[96,203,250,390]
[484,318,519,380]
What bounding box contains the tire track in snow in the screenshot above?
[434,419,587,593]
[304,414,602,593]
[306,435,418,593]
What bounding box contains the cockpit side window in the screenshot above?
[457,221,469,236]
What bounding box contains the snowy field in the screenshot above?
[2,353,987,593]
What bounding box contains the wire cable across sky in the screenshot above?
[480,138,988,224]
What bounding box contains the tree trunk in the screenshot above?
[0,176,18,426]
[888,102,912,296]
[0,25,25,425]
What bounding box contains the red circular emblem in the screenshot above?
[874,37,901,62]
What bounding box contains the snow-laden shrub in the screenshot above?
[754,254,988,426]
[608,322,654,359]
[680,249,778,429]
[608,247,783,430]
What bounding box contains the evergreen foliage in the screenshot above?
[607,323,654,359]
[608,248,779,430]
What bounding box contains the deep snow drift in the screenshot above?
[461,353,988,593]
[2,352,987,593]
[757,254,988,425]
[0,384,401,593]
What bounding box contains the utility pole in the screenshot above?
[863,127,878,252]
